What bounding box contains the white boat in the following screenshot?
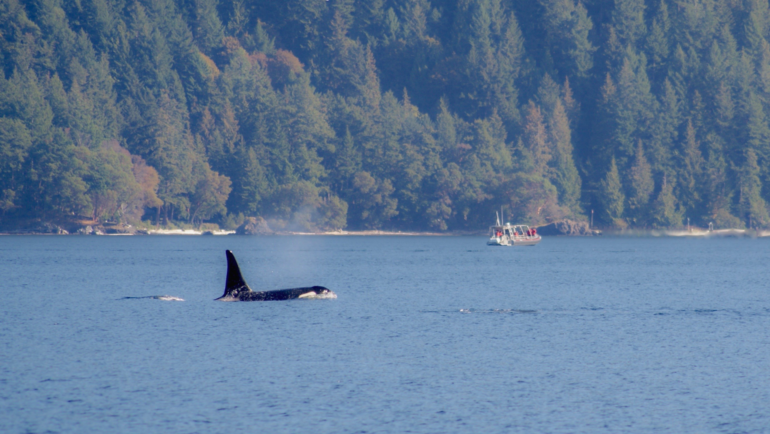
[486,212,541,246]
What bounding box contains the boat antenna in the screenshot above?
[495,211,500,226]
[501,207,504,225]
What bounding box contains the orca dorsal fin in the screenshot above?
[223,250,251,296]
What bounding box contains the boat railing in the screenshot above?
[490,225,541,240]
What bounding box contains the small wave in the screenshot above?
[459,308,537,314]
[120,295,184,301]
[297,291,337,299]
[654,308,741,316]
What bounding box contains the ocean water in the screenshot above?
[1,235,769,433]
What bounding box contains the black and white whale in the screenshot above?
[216,250,336,301]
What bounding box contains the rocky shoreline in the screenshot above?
[4,218,768,237]
[0,221,236,236]
[535,219,601,236]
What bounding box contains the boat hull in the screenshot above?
[487,235,541,246]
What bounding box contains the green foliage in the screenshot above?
[81,141,142,222]
[739,148,770,228]
[189,165,231,226]
[0,117,32,213]
[599,158,625,227]
[3,0,770,231]
[348,171,398,229]
[652,174,683,228]
[677,120,705,219]
[539,0,595,78]
[547,99,581,215]
[627,140,654,224]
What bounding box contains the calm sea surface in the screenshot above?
[1,235,769,433]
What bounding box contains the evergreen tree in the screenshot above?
[677,120,705,218]
[599,158,625,227]
[352,0,385,44]
[744,92,770,179]
[522,101,549,176]
[646,0,670,83]
[739,148,770,228]
[190,0,224,55]
[333,127,362,191]
[647,78,678,175]
[652,173,683,228]
[702,133,740,228]
[539,0,595,78]
[547,99,581,214]
[0,118,32,214]
[611,0,646,48]
[627,140,653,224]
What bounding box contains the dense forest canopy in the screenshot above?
[2,0,770,231]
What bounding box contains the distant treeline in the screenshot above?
[2,0,770,230]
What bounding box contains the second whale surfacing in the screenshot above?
[216,250,336,301]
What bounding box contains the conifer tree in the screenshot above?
[627,140,653,224]
[702,133,740,228]
[652,173,683,228]
[612,0,646,48]
[647,78,678,175]
[739,148,770,228]
[539,0,595,78]
[44,73,70,128]
[547,99,581,214]
[522,101,550,177]
[436,98,459,162]
[607,57,646,169]
[352,0,385,44]
[599,158,625,227]
[593,73,618,171]
[334,127,362,191]
[744,93,770,173]
[677,120,705,218]
[0,118,32,214]
[230,147,268,216]
[646,0,670,83]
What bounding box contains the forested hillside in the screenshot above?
[2,0,770,231]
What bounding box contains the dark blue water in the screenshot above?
[2,235,770,433]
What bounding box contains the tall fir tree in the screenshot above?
[627,140,654,224]
[739,148,770,228]
[599,158,625,227]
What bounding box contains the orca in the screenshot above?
[216,250,336,301]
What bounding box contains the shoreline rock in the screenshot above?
[235,217,274,235]
[536,220,600,236]
[101,223,137,235]
[4,221,69,235]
